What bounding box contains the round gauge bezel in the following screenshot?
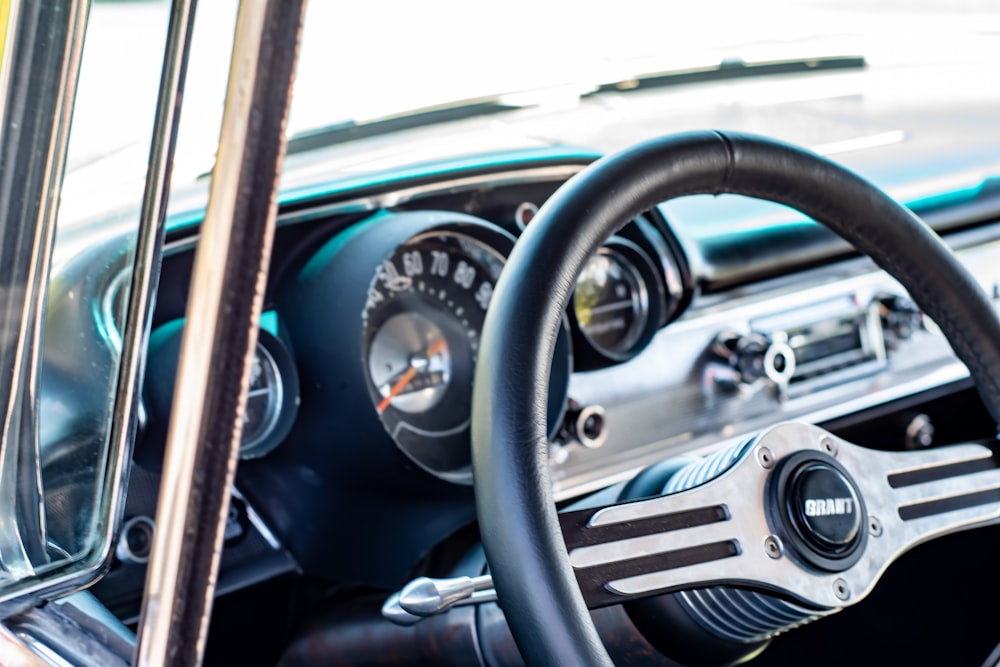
[239,328,300,459]
[571,236,666,364]
[361,223,572,485]
[241,341,283,453]
[142,320,300,465]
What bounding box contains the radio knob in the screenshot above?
[762,332,796,388]
[877,294,922,347]
[732,333,769,382]
[709,331,796,394]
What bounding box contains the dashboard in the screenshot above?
[66,148,1000,632]
[14,38,996,663]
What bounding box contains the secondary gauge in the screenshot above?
[572,237,664,362]
[362,226,570,484]
[142,320,299,464]
[240,328,300,459]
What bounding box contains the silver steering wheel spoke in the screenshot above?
[382,421,1000,627]
[559,421,1000,612]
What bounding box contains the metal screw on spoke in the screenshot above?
[869,516,883,537]
[756,446,775,469]
[833,578,850,601]
[821,437,837,456]
[764,535,783,559]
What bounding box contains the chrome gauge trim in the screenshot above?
[361,225,513,485]
[632,214,686,327]
[143,323,299,462]
[573,245,651,360]
[353,219,573,485]
[239,342,284,459]
[570,234,671,367]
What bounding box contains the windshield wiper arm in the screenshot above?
[584,55,866,97]
[287,100,521,155]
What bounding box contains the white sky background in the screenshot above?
[60,0,1000,223]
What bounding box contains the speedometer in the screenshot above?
[362,232,503,482]
[362,228,570,484]
[278,212,572,487]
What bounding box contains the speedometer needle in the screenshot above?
[377,337,448,413]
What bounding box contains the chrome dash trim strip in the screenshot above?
[161,163,588,256]
[277,164,587,225]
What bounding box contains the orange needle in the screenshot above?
[377,337,447,413]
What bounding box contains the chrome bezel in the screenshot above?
[239,341,285,459]
[574,245,651,360]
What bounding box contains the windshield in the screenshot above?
[62,0,1000,217]
[289,1,994,129]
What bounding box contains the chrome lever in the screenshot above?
[381,574,496,626]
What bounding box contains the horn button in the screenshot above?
[769,451,867,572]
[789,463,862,552]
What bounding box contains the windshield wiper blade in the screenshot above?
[585,55,866,96]
[287,100,521,155]
[286,55,865,155]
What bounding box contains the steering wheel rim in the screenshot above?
[471,131,1000,666]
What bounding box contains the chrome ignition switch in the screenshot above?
[550,400,608,464]
[567,404,607,449]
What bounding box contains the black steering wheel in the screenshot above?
[471,131,1000,665]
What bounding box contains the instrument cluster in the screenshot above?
[342,203,686,484]
[140,186,689,489]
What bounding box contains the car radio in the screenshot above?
[708,294,917,399]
